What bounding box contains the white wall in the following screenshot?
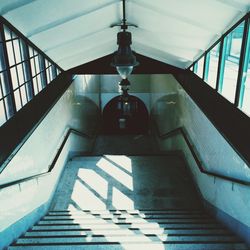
[0,75,101,249]
[150,74,250,244]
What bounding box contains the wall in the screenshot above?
[100,74,151,112]
[0,75,101,249]
[150,74,250,245]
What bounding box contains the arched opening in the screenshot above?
[102,95,149,134]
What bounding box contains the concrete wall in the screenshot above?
[150,74,250,245]
[100,74,151,112]
[0,75,101,249]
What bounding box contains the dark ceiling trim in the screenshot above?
[67,53,184,75]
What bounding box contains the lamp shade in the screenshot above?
[111,31,139,78]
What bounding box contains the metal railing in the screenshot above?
[156,126,250,186]
[0,128,92,189]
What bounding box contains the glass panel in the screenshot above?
[29,46,34,57]
[4,95,14,118]
[13,39,21,64]
[190,65,193,71]
[14,90,22,110]
[1,71,10,96]
[35,55,40,73]
[30,58,36,76]
[6,41,15,66]
[4,25,12,40]
[20,39,27,61]
[239,26,250,116]
[0,100,6,126]
[10,67,18,89]
[33,78,38,95]
[37,75,42,91]
[205,42,220,88]
[26,81,33,101]
[196,56,204,78]
[23,62,31,82]
[20,85,27,105]
[0,43,6,71]
[220,21,244,103]
[17,64,24,84]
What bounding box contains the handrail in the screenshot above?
[0,128,93,190]
[156,125,250,186]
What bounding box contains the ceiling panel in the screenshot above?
[1,0,250,70]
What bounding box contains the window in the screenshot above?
[219,21,245,103]
[204,42,220,88]
[0,21,61,128]
[196,56,205,79]
[239,24,250,116]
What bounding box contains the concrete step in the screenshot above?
[32,222,223,230]
[9,242,248,250]
[16,235,240,244]
[25,228,231,237]
[38,217,216,225]
[49,209,205,215]
[43,214,211,220]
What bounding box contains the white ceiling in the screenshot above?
[1,0,250,70]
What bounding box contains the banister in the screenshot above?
[0,128,93,189]
[156,125,250,186]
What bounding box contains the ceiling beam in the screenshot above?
[27,0,118,37]
[0,0,37,15]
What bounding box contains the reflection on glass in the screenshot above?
[196,56,204,78]
[205,42,220,88]
[0,100,6,126]
[239,26,250,116]
[14,90,22,111]
[220,21,244,103]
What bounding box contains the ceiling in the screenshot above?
[1,0,249,70]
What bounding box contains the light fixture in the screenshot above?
[111,0,139,79]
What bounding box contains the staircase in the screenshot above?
[9,209,247,249]
[8,155,249,249]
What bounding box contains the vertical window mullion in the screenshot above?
[25,44,35,98]
[235,17,250,107]
[0,23,16,114]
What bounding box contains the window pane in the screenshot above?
[4,25,12,40]
[239,26,250,116]
[0,43,6,71]
[26,81,33,101]
[17,64,25,84]
[6,41,15,66]
[196,56,204,78]
[0,71,10,96]
[20,85,27,105]
[220,21,244,103]
[33,78,38,95]
[4,95,14,118]
[14,90,22,111]
[0,100,6,126]
[205,42,220,88]
[10,67,18,89]
[13,39,21,64]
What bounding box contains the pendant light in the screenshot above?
[111,0,139,79]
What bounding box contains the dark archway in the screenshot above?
[102,95,149,134]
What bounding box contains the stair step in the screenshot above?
[38,217,216,225]
[25,228,231,237]
[16,235,240,244]
[32,223,223,230]
[10,242,248,250]
[43,214,210,220]
[48,209,205,215]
